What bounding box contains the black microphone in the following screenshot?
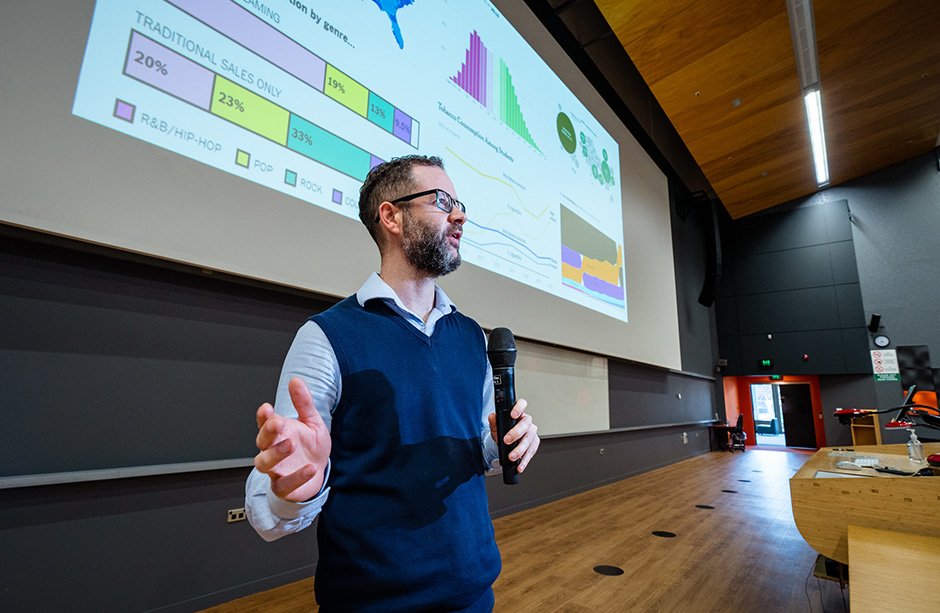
[487,327,519,485]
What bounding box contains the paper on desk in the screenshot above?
[813,470,869,478]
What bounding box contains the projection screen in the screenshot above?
[1,0,680,369]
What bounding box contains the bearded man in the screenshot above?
[246,154,540,612]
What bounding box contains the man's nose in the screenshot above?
[449,206,467,225]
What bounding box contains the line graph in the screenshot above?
[447,147,557,287]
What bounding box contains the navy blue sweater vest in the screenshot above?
[310,296,501,612]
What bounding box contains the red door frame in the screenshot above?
[725,375,827,449]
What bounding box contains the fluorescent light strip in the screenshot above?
[803,89,829,186]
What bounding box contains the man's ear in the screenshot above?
[377,201,404,237]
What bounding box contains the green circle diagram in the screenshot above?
[557,112,577,154]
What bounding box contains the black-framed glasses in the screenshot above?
[392,189,466,216]
[373,189,467,224]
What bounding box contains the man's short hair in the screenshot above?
[359,154,444,246]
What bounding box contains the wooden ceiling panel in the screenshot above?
[595,0,783,86]
[706,131,817,217]
[648,11,797,124]
[698,110,811,185]
[816,1,940,190]
[591,0,940,219]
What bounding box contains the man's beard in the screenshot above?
[401,211,461,277]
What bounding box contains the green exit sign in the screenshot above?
[770,375,782,380]
[760,359,774,367]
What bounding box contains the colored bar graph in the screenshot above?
[287,115,373,182]
[559,205,625,309]
[123,30,380,182]
[165,0,418,147]
[123,29,213,110]
[452,31,491,110]
[324,65,369,117]
[367,93,395,133]
[165,0,326,94]
[452,30,538,150]
[210,76,290,145]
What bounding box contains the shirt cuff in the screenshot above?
[265,460,331,519]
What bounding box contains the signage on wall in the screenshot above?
[870,349,900,382]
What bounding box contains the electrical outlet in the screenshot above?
[227,508,246,523]
[681,432,688,444]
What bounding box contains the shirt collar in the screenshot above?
[355,272,456,318]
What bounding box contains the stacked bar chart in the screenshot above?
[452,30,538,150]
[70,0,627,323]
[559,205,625,310]
[124,30,383,181]
[165,0,418,148]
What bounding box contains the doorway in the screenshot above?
[750,383,785,446]
[749,382,817,448]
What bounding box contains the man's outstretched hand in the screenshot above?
[254,377,331,502]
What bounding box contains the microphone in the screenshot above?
[487,327,519,485]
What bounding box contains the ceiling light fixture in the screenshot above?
[804,89,829,186]
[787,0,829,187]
[935,131,940,171]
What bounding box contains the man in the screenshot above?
[246,154,540,612]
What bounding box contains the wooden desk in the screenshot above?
[849,412,881,446]
[848,525,940,613]
[790,444,940,564]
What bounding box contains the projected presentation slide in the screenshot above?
[72,0,627,321]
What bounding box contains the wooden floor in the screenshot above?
[201,448,849,612]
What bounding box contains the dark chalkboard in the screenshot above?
[0,231,337,485]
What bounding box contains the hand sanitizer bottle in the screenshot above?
[908,429,926,464]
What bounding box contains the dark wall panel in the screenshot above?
[0,235,335,479]
[715,296,739,336]
[717,335,743,374]
[608,360,716,429]
[835,284,866,328]
[829,242,860,284]
[843,329,874,373]
[717,200,868,376]
[735,287,841,334]
[732,244,834,294]
[732,205,831,255]
[738,330,846,375]
[0,469,319,613]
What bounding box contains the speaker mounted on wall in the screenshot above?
[698,199,722,307]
